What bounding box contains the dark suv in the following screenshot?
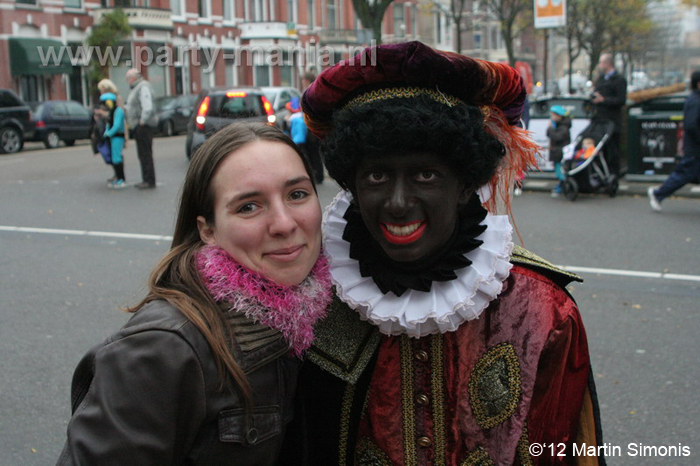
[0,89,34,154]
[185,88,275,159]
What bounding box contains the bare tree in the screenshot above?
[352,0,395,45]
[449,0,470,53]
[482,0,533,66]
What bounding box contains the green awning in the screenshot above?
[9,38,73,77]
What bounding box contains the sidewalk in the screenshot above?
[523,172,700,199]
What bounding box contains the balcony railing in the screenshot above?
[92,7,173,31]
[318,29,370,45]
[239,22,297,40]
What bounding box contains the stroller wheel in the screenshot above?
[564,178,578,201]
[607,176,619,197]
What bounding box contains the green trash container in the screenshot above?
[626,93,687,179]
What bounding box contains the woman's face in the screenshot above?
[353,151,468,263]
[197,140,322,286]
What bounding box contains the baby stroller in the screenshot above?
[560,120,619,201]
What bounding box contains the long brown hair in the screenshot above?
[129,122,315,405]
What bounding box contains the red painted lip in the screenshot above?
[380,221,426,245]
[264,245,304,262]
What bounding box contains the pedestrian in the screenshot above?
[290,41,603,465]
[94,79,128,186]
[285,96,307,149]
[56,122,332,466]
[98,92,127,189]
[648,70,700,211]
[591,53,627,177]
[125,68,157,189]
[548,104,572,197]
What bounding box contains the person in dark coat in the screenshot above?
[648,70,700,211]
[591,53,627,176]
[56,123,331,466]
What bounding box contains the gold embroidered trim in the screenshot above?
[338,383,355,464]
[355,437,393,466]
[430,335,447,466]
[400,336,418,466]
[468,342,522,430]
[306,297,382,384]
[518,422,534,466]
[344,86,462,110]
[460,446,495,466]
[510,244,582,284]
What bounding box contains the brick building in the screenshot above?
[0,0,458,104]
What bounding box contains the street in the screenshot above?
[1,135,699,465]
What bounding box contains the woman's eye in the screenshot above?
[289,190,309,201]
[237,203,258,214]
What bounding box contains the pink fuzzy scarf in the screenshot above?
[195,245,332,357]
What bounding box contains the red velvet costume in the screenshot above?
[298,247,602,466]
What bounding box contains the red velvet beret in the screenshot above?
[302,41,526,139]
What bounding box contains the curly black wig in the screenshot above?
[320,94,506,192]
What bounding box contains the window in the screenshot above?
[435,12,442,43]
[255,65,270,86]
[393,4,405,37]
[67,101,90,117]
[286,0,296,23]
[224,0,234,21]
[64,0,82,8]
[199,0,211,18]
[225,55,236,87]
[51,103,69,117]
[253,0,264,21]
[326,0,336,29]
[307,0,315,29]
[171,0,183,16]
[0,90,23,108]
[16,0,37,5]
[220,95,263,118]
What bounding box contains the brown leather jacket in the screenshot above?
[56,300,299,466]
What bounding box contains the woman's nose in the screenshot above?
[268,203,297,236]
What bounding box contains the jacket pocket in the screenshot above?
[218,405,281,446]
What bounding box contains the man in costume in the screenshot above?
[293,41,604,465]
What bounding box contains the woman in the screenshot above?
[95,79,128,187]
[293,41,602,465]
[98,92,127,188]
[56,122,332,465]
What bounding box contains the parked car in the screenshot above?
[0,89,34,154]
[29,100,92,149]
[185,88,275,159]
[528,96,593,170]
[155,94,197,137]
[260,86,302,129]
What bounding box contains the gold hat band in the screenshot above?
[343,86,462,110]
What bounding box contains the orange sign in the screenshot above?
[534,0,566,29]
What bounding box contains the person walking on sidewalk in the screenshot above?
[648,70,700,211]
[125,69,157,189]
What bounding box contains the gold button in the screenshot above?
[415,350,429,362]
[416,394,429,406]
[417,436,432,448]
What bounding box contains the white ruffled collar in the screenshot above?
[323,191,514,338]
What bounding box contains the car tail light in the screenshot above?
[36,120,45,128]
[261,96,273,116]
[196,96,210,131]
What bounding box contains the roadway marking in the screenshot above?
[1,225,699,283]
[0,225,173,242]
